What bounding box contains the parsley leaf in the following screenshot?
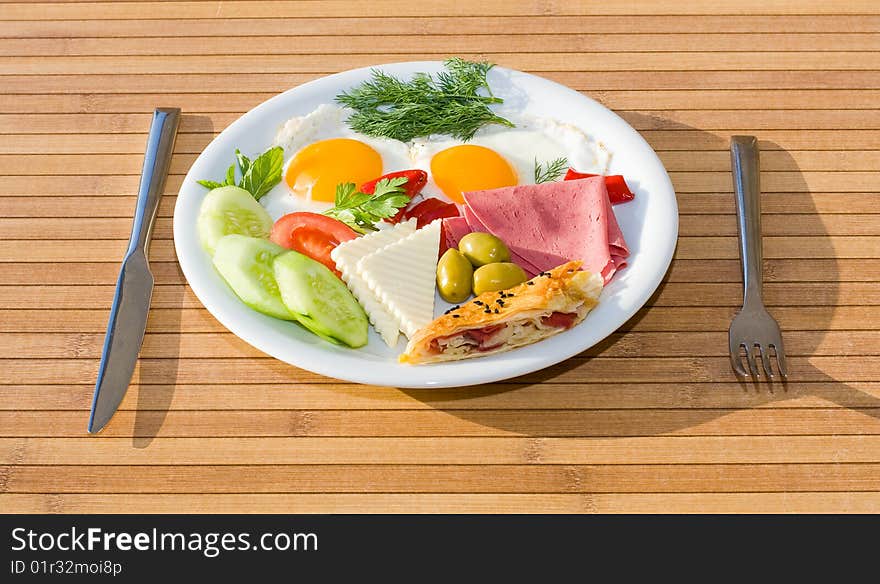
[240,146,283,200]
[234,149,251,177]
[224,163,236,186]
[324,177,410,234]
[198,146,284,201]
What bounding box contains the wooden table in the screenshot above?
[1,1,879,514]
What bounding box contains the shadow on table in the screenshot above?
[401,113,880,438]
[128,114,215,446]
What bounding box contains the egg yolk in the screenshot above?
[285,138,383,202]
[430,145,518,203]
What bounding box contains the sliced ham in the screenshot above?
[463,177,629,284]
[442,216,471,251]
[464,204,542,276]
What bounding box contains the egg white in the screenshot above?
[409,113,610,201]
[263,104,413,220]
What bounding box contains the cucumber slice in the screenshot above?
[197,185,273,255]
[212,234,295,321]
[274,251,369,348]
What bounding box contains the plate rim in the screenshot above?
[173,60,679,388]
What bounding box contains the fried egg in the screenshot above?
[263,104,412,219]
[411,114,610,203]
[265,105,610,219]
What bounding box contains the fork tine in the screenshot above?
[745,344,760,377]
[729,338,749,377]
[758,344,774,378]
[771,343,788,378]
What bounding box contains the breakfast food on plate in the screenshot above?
[563,169,635,204]
[472,262,528,295]
[211,234,296,321]
[331,219,417,346]
[436,249,474,303]
[274,251,369,348]
[270,211,358,276]
[191,58,637,360]
[400,261,603,364]
[445,176,630,283]
[457,232,510,267]
[357,220,442,338]
[197,185,273,255]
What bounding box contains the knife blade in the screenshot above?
[88,107,180,434]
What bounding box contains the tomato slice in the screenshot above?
[563,169,635,205]
[403,197,460,229]
[270,212,357,276]
[360,169,429,224]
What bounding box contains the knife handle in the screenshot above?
[127,108,181,258]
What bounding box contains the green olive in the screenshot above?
[458,232,510,267]
[472,262,527,296]
[436,248,474,303]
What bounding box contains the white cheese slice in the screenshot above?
[357,219,441,339]
[331,220,416,347]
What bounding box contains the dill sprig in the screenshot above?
[335,58,515,142]
[534,157,568,183]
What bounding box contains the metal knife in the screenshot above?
[88,108,181,433]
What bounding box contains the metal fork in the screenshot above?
[728,136,788,379]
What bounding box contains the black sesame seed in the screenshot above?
[497,300,505,307]
[527,281,535,286]
[474,300,484,306]
[452,314,460,318]
[494,308,499,314]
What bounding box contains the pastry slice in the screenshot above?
[331,219,416,346]
[357,219,441,339]
[400,261,602,364]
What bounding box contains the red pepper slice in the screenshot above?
[403,197,460,229]
[360,169,429,223]
[563,169,635,205]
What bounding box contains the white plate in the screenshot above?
[173,61,678,388]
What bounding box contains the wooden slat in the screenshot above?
[7,16,880,38]
[4,464,880,494]
[1,1,878,21]
[6,34,880,57]
[7,71,880,95]
[4,382,880,411]
[3,408,880,438]
[4,436,880,465]
[4,492,880,513]
[3,330,876,360]
[0,356,877,385]
[1,492,879,513]
[2,52,880,76]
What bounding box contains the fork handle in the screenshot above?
[731,135,763,307]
